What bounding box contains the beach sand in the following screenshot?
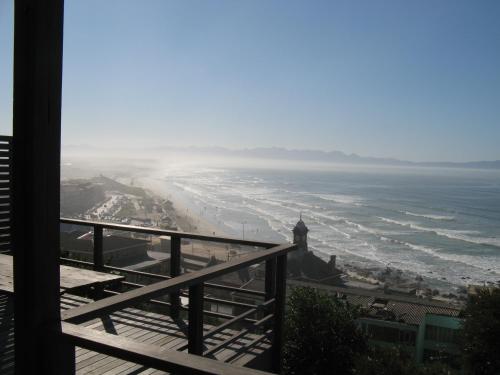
[136,176,224,234]
[136,176,254,262]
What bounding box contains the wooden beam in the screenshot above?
[61,322,271,375]
[271,254,287,374]
[93,225,103,270]
[62,243,296,324]
[12,0,65,373]
[203,314,274,358]
[265,258,276,301]
[223,330,273,364]
[177,298,275,352]
[60,217,278,249]
[60,256,267,297]
[204,281,266,297]
[169,235,181,319]
[188,283,204,355]
[102,288,259,323]
[194,294,257,310]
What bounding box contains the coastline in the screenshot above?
[134,174,466,304]
[136,176,229,237]
[136,176,255,262]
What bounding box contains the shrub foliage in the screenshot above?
[282,287,367,375]
[460,288,500,375]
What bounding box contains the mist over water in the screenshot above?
[153,165,500,288]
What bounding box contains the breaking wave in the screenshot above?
[378,217,500,248]
[403,211,455,221]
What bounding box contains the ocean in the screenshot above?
[158,165,500,290]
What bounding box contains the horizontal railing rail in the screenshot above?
[59,217,294,373]
[60,217,278,248]
[61,242,294,323]
[176,298,275,353]
[61,322,272,375]
[100,288,261,323]
[61,217,276,320]
[60,257,267,297]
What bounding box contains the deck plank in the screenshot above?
[1,291,271,374]
[0,254,124,294]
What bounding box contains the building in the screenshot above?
[60,229,152,267]
[291,215,308,258]
[288,218,344,285]
[288,280,462,366]
[416,313,461,365]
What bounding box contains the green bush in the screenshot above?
[460,288,500,375]
[354,346,456,375]
[354,346,417,375]
[283,287,367,375]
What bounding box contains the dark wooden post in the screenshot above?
[188,283,204,355]
[265,258,277,323]
[265,258,276,301]
[59,341,76,373]
[12,0,67,373]
[272,254,287,374]
[169,236,181,319]
[93,225,104,270]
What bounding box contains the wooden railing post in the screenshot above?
[93,225,103,271]
[59,339,75,374]
[265,258,276,301]
[272,254,287,374]
[12,0,65,372]
[188,283,204,355]
[169,236,181,319]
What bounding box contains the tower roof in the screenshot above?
[293,217,309,234]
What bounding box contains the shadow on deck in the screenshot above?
[1,292,272,374]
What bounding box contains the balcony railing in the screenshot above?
[59,218,296,374]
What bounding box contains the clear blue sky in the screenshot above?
[1,0,499,162]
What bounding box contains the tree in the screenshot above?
[282,287,367,375]
[354,346,457,375]
[354,346,418,375]
[460,287,500,375]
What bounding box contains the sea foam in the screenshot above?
[403,211,455,221]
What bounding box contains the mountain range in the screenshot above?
[63,144,500,170]
[163,146,500,170]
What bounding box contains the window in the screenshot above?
[425,324,458,344]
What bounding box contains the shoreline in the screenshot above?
[136,176,230,237]
[136,176,254,262]
[135,175,466,304]
[100,173,468,305]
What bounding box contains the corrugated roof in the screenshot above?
[287,279,461,326]
[378,301,460,325]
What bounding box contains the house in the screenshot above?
[288,280,462,366]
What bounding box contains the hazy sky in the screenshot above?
[1,1,499,162]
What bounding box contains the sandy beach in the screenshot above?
[136,176,257,262]
[136,176,225,235]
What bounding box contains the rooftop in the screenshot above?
[288,279,460,326]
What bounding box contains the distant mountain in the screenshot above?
[172,146,500,170]
[62,143,500,170]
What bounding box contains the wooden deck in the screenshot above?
[0,292,272,374]
[0,254,124,294]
